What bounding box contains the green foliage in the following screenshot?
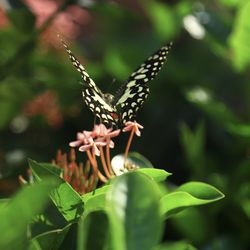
[1,0,250,249]
[229,1,250,71]
[0,161,223,249]
[161,182,224,218]
[0,178,59,249]
[29,159,83,222]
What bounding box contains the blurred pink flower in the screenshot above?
[23,0,91,46]
[0,8,9,27]
[22,90,63,127]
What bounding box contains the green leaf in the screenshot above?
[77,210,110,250]
[161,182,224,217]
[39,163,62,176]
[136,168,172,182]
[0,178,58,250]
[82,185,110,203]
[107,172,163,250]
[84,193,106,213]
[30,201,68,237]
[0,198,9,209]
[171,208,210,245]
[29,159,84,222]
[155,240,197,250]
[229,1,250,71]
[29,224,72,250]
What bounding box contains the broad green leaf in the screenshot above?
[84,193,106,212]
[177,182,225,200]
[136,168,172,182]
[0,198,9,209]
[30,201,68,237]
[161,182,224,217]
[107,172,163,250]
[77,210,110,250]
[229,1,250,71]
[0,178,58,250]
[171,208,210,245]
[29,224,72,250]
[29,159,84,222]
[154,240,197,250]
[82,185,110,203]
[39,163,62,176]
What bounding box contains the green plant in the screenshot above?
[0,123,224,250]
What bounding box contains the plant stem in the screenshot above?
[106,141,114,176]
[99,147,111,178]
[124,128,135,163]
[86,150,107,183]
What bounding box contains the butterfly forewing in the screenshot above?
[62,39,172,127]
[61,39,116,125]
[61,40,102,95]
[115,43,172,124]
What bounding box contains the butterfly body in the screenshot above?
[61,40,172,127]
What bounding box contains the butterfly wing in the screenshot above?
[115,43,172,124]
[61,40,117,126]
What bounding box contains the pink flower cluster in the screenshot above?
[69,121,143,186]
[70,124,120,156]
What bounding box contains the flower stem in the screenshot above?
[86,150,107,183]
[124,128,135,163]
[106,141,114,176]
[99,147,111,178]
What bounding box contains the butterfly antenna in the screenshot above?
[112,78,116,85]
[108,78,116,89]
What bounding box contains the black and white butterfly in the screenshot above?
[61,39,172,128]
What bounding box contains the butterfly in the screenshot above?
[61,39,172,128]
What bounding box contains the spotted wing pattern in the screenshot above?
[115,43,172,124]
[62,39,172,127]
[61,40,116,125]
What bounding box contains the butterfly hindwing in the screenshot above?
[115,43,172,124]
[82,87,116,126]
[115,84,149,124]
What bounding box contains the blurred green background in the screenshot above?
[0,0,249,249]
